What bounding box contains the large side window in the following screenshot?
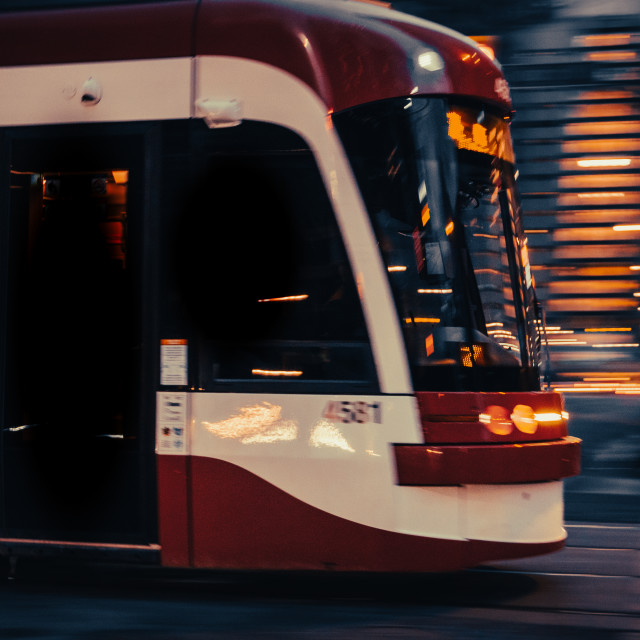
[172,122,377,392]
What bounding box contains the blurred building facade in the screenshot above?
[396,0,640,392]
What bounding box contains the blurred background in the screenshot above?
[394,0,640,392]
[393,0,640,522]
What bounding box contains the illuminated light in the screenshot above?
[525,229,549,233]
[405,317,441,324]
[534,412,563,423]
[564,138,640,154]
[511,404,538,434]
[421,203,431,226]
[387,265,407,272]
[561,411,570,420]
[309,419,355,453]
[252,368,304,376]
[473,233,498,239]
[583,377,630,381]
[476,43,495,60]
[111,170,128,184]
[486,322,504,328]
[257,294,308,303]
[578,158,632,168]
[558,173,638,190]
[417,288,453,294]
[586,50,637,61]
[417,49,445,72]
[446,109,515,163]
[576,192,626,198]
[546,330,575,334]
[614,225,640,232]
[585,327,632,332]
[576,33,631,47]
[634,292,640,297]
[425,333,435,357]
[460,344,484,367]
[592,343,639,348]
[554,386,640,393]
[547,340,588,345]
[579,90,634,101]
[564,121,640,136]
[203,402,298,444]
[461,53,471,61]
[481,405,513,435]
[630,266,640,271]
[445,220,455,235]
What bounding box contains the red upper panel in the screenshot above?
[0,0,511,113]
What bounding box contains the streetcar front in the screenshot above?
[334,98,539,393]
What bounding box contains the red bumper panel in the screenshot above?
[394,437,581,486]
[186,456,565,571]
[416,391,569,444]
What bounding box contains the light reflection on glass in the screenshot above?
[203,402,298,444]
[309,419,355,453]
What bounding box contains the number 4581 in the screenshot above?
[322,401,382,424]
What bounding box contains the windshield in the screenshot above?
[334,98,540,391]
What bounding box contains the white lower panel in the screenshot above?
[463,481,566,544]
[393,485,465,541]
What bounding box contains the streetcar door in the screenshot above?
[0,125,156,544]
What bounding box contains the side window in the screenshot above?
[173,122,377,391]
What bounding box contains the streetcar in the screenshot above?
[0,0,580,572]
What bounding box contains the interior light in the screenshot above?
[445,221,455,235]
[417,288,453,294]
[405,317,441,324]
[585,327,632,332]
[421,203,431,226]
[111,170,128,184]
[388,265,407,272]
[251,369,303,377]
[425,334,435,357]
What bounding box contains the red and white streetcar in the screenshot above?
[0,0,580,571]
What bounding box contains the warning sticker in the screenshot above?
[160,339,188,386]
[156,391,188,454]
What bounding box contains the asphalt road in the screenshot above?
[563,394,640,524]
[0,521,638,639]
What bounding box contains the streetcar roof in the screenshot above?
[0,0,512,112]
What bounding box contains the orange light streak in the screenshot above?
[258,295,309,303]
[613,225,640,231]
[251,369,303,377]
[577,158,632,168]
